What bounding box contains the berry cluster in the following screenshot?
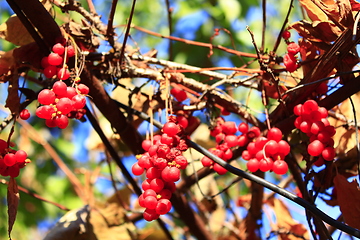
[241,127,290,175]
[41,42,75,80]
[200,118,239,175]
[0,139,30,177]
[294,100,336,166]
[132,117,189,221]
[36,40,89,129]
[282,30,300,72]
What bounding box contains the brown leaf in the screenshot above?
[5,72,20,114]
[7,177,19,239]
[299,0,331,22]
[329,92,360,157]
[13,42,43,70]
[0,49,15,79]
[0,15,34,46]
[266,198,309,240]
[290,20,341,42]
[337,0,354,27]
[333,174,360,229]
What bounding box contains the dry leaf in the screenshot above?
[13,42,43,70]
[5,72,20,114]
[266,198,309,240]
[7,177,19,239]
[333,174,360,230]
[0,15,34,46]
[290,20,341,42]
[299,0,331,22]
[329,92,360,157]
[0,50,14,79]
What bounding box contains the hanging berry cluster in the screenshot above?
[36,40,89,129]
[293,100,336,166]
[131,117,189,221]
[240,125,290,175]
[200,118,238,175]
[0,139,30,177]
[282,30,300,73]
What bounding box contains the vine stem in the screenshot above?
[116,101,360,239]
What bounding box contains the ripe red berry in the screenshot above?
[267,127,282,142]
[48,53,63,66]
[170,87,187,102]
[132,162,144,175]
[38,89,56,105]
[4,153,16,166]
[307,140,324,157]
[272,160,288,175]
[238,122,249,133]
[213,163,227,175]
[247,158,260,172]
[57,67,70,80]
[66,45,75,58]
[43,66,58,78]
[155,199,172,215]
[162,122,179,137]
[52,43,65,55]
[282,30,291,40]
[19,109,30,120]
[264,140,279,156]
[287,42,300,55]
[52,81,68,97]
[54,115,69,129]
[283,53,298,72]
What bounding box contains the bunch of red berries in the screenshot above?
[41,42,75,80]
[282,30,300,73]
[201,119,265,174]
[294,100,336,165]
[131,117,189,221]
[241,127,290,175]
[36,40,89,129]
[0,139,30,177]
[200,118,238,175]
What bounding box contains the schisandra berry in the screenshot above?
[48,53,63,66]
[19,109,30,120]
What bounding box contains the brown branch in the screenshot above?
[0,179,70,211]
[106,0,118,48]
[132,25,269,60]
[80,66,144,155]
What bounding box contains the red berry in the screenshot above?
[66,45,75,58]
[72,94,86,109]
[57,67,70,80]
[247,158,259,172]
[213,163,227,175]
[77,84,89,95]
[142,140,151,151]
[322,147,335,161]
[162,166,180,182]
[293,104,303,116]
[38,89,56,105]
[282,30,291,40]
[259,158,273,172]
[303,100,318,114]
[19,109,30,120]
[201,156,213,167]
[15,150,27,163]
[4,153,16,166]
[287,42,300,55]
[238,122,249,133]
[222,121,237,135]
[43,66,58,78]
[273,160,288,175]
[307,140,324,156]
[144,195,158,209]
[36,105,56,119]
[48,53,63,66]
[132,162,144,175]
[52,43,65,55]
[155,199,172,215]
[150,178,164,192]
[52,81,68,97]
[283,53,298,72]
[56,98,73,115]
[170,87,187,102]
[54,115,69,129]
[162,122,179,137]
[225,135,238,147]
[267,127,282,142]
[264,140,279,156]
